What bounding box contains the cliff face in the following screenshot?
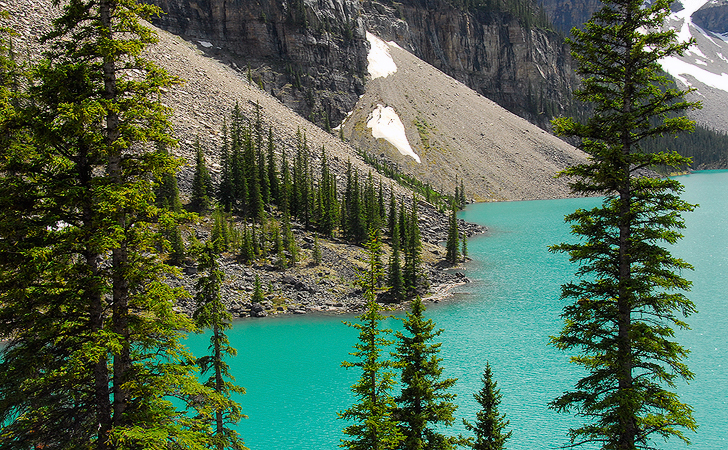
[148,0,578,129]
[534,0,601,32]
[692,0,728,34]
[363,0,578,128]
[148,0,370,128]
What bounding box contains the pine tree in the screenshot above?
[395,296,458,449]
[155,145,183,213]
[192,140,213,212]
[387,214,406,304]
[193,243,248,450]
[0,0,210,447]
[463,363,512,450]
[251,274,265,303]
[339,230,404,450]
[445,206,460,264]
[403,198,424,295]
[549,0,700,446]
[266,127,279,205]
[218,120,235,211]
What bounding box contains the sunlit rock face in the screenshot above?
[146,0,577,130]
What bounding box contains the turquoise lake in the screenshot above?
[186,170,728,449]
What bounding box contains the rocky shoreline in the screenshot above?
[171,204,485,319]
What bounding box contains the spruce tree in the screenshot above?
[340,230,404,450]
[550,0,700,446]
[395,296,458,449]
[387,214,406,303]
[193,243,248,450]
[251,274,265,304]
[463,363,512,450]
[191,140,213,212]
[0,0,210,447]
[445,206,460,264]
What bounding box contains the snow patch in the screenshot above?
[660,55,728,92]
[198,41,213,48]
[366,105,421,163]
[366,32,397,79]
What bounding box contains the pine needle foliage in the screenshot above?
[394,296,458,449]
[339,230,404,450]
[193,243,248,450]
[462,363,512,450]
[550,0,701,447]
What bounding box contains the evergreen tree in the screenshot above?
[549,0,700,446]
[0,1,210,447]
[403,198,424,295]
[218,120,235,211]
[266,127,279,205]
[193,243,248,450]
[251,274,265,303]
[339,230,404,450]
[155,145,183,213]
[463,363,512,450]
[192,140,213,212]
[387,214,406,303]
[395,297,458,449]
[445,206,460,264]
[312,235,323,265]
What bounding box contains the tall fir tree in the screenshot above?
[191,139,213,212]
[387,222,406,304]
[193,243,248,450]
[0,0,211,447]
[445,206,460,264]
[394,296,458,449]
[550,0,700,447]
[339,230,404,450]
[463,363,512,450]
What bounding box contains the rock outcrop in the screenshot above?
[363,0,578,129]
[692,0,728,34]
[146,0,579,129]
[147,0,370,128]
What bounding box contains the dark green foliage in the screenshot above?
[312,235,323,265]
[403,197,425,295]
[463,363,512,450]
[192,140,213,212]
[340,231,404,450]
[445,206,460,264]
[155,145,183,213]
[394,297,458,449]
[0,1,212,447]
[550,0,700,447]
[193,243,248,450]
[387,212,406,304]
[357,149,455,212]
[251,274,265,303]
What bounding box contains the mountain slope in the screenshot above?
[343,34,586,202]
[660,0,728,134]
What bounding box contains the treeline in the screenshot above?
[174,102,473,300]
[643,122,728,171]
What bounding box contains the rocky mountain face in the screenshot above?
[362,0,578,128]
[534,0,601,32]
[692,0,728,33]
[148,0,370,129]
[146,0,577,129]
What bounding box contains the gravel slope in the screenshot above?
[343,37,588,201]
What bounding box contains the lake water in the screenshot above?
[185,170,728,449]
